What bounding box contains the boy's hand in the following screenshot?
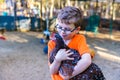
[55,49,74,62]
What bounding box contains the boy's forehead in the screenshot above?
[58,23,75,28]
[56,20,75,28]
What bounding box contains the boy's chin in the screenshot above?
[62,37,70,40]
[61,35,70,40]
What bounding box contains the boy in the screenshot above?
[48,6,103,80]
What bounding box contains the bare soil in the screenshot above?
[0,30,120,80]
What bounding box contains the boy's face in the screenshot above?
[56,22,79,40]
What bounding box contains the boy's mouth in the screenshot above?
[61,35,66,38]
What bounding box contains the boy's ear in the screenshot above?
[77,26,81,30]
[75,26,81,33]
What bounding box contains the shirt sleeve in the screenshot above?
[47,40,55,65]
[48,40,55,56]
[77,35,90,55]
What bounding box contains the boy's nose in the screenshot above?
[61,29,66,33]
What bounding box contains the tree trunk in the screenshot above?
[50,0,54,18]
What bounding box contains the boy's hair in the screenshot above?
[57,6,82,27]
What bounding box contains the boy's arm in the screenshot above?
[71,53,92,78]
[69,35,91,78]
[59,53,91,80]
[48,41,61,74]
[49,58,61,74]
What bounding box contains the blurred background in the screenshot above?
[0,1,120,80]
[0,0,120,32]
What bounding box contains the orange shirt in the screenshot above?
[48,34,90,80]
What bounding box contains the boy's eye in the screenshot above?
[57,26,71,31]
[58,26,62,29]
[64,28,71,31]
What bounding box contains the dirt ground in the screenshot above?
[0,30,120,80]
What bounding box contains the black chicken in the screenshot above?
[49,33,105,80]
